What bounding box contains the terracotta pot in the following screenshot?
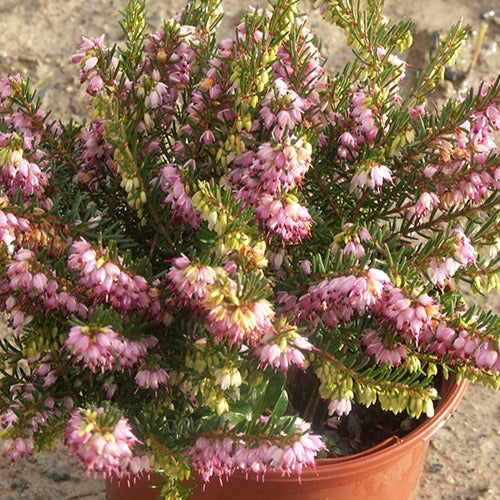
[107,376,467,500]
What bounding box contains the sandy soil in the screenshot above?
[0,0,498,498]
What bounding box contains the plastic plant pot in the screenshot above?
[106,376,468,500]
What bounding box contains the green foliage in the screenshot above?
[0,0,498,495]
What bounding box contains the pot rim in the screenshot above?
[107,376,468,489]
[250,375,468,482]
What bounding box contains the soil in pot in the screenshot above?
[287,368,427,458]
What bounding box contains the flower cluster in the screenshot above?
[254,322,314,372]
[297,268,392,327]
[65,407,144,478]
[189,424,325,484]
[68,240,162,318]
[65,325,121,372]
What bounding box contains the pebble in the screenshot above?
[444,67,467,83]
[400,417,413,431]
[426,463,443,473]
[480,10,495,20]
[45,465,72,482]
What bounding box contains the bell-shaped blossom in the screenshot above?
[167,255,216,305]
[206,298,275,346]
[65,407,140,478]
[407,191,440,219]
[68,240,160,317]
[157,164,200,227]
[362,329,408,366]
[379,289,440,342]
[351,163,392,192]
[327,398,352,417]
[189,424,325,484]
[1,437,34,462]
[298,269,391,328]
[135,367,169,392]
[65,325,120,372]
[255,326,313,372]
[0,147,48,199]
[255,194,313,243]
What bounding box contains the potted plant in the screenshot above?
[0,0,498,498]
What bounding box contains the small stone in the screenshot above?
[429,439,440,450]
[480,10,495,20]
[477,485,493,499]
[445,474,455,484]
[426,463,443,473]
[444,67,467,83]
[45,465,72,482]
[400,417,413,431]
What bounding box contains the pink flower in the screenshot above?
[65,407,140,479]
[334,85,379,159]
[409,103,426,120]
[201,130,215,144]
[255,194,313,243]
[0,74,20,101]
[167,255,216,306]
[157,164,200,227]
[429,322,456,355]
[352,163,392,192]
[32,272,48,292]
[452,228,477,265]
[451,330,479,361]
[34,359,58,388]
[474,342,498,370]
[362,329,407,366]
[75,118,115,191]
[427,257,461,287]
[118,337,157,369]
[300,259,312,275]
[255,326,313,372]
[231,137,312,205]
[206,298,275,346]
[0,206,30,254]
[379,289,440,342]
[328,398,352,416]
[1,437,34,462]
[145,79,169,110]
[86,74,104,95]
[68,240,160,317]
[189,424,325,484]
[407,192,440,219]
[135,368,168,392]
[72,35,107,65]
[72,35,110,96]
[65,325,120,372]
[0,147,48,199]
[298,269,391,328]
[340,131,356,148]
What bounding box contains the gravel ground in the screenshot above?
[0,0,498,498]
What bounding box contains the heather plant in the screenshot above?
[0,0,498,497]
